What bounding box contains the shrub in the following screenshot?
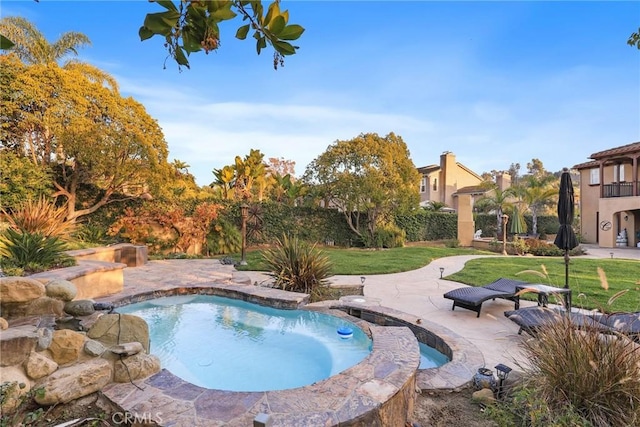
[262,234,333,294]
[363,223,406,248]
[511,236,529,255]
[489,318,640,426]
[1,197,76,238]
[206,218,242,255]
[73,223,118,245]
[0,229,74,274]
[444,239,460,248]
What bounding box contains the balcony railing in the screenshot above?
[602,182,635,198]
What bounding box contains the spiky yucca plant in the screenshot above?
[262,234,332,294]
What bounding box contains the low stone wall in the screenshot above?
[472,238,494,251]
[65,243,148,267]
[25,244,148,301]
[29,261,126,300]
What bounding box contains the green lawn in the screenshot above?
[446,257,640,313]
[233,246,489,275]
[232,247,640,312]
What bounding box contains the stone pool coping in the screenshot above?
[98,283,483,426]
[307,300,485,391]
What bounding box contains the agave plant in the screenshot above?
[0,228,74,274]
[262,234,332,294]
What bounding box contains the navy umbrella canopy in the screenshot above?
[554,168,579,289]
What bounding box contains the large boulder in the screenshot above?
[35,358,112,405]
[0,277,45,303]
[0,325,38,367]
[25,296,64,317]
[0,366,31,414]
[64,300,96,317]
[113,352,161,382]
[45,280,77,302]
[24,351,58,380]
[48,329,86,365]
[87,314,149,352]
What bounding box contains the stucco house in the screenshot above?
[574,141,640,248]
[417,151,511,212]
[417,152,484,211]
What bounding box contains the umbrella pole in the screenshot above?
[564,250,569,289]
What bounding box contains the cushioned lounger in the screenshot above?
[443,287,511,318]
[443,278,527,317]
[590,312,640,341]
[504,306,614,336]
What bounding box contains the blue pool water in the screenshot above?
[419,342,450,369]
[117,295,372,391]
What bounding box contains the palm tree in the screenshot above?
[0,17,118,91]
[172,159,191,175]
[475,182,516,237]
[0,16,90,65]
[516,175,558,236]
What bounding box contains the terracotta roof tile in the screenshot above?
[573,160,599,170]
[589,142,640,159]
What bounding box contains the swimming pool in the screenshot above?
[117,295,372,391]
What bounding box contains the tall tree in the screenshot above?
[304,132,420,246]
[0,17,117,89]
[211,149,269,201]
[0,150,52,211]
[0,16,90,65]
[526,158,549,178]
[514,174,558,236]
[475,182,516,237]
[267,157,296,176]
[1,56,171,221]
[508,163,521,185]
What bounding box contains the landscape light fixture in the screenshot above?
[360,276,366,285]
[610,252,614,259]
[494,363,512,399]
[439,267,445,279]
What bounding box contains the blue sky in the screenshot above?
[3,1,639,186]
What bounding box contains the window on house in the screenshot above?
[433,178,438,191]
[614,164,625,182]
[589,168,599,185]
[420,177,427,193]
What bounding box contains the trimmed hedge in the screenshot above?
[395,211,458,242]
[85,197,563,251]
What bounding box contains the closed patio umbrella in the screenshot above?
[554,168,579,289]
[510,206,527,235]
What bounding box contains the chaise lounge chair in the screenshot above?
[443,278,529,317]
[504,306,640,341]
